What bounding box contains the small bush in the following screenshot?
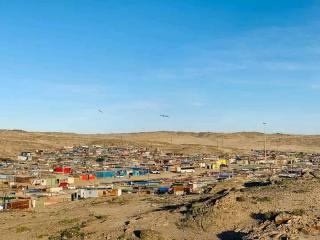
[256,196,272,202]
[293,189,308,194]
[36,234,48,239]
[236,196,245,202]
[291,209,305,216]
[16,226,30,233]
[58,218,79,225]
[94,214,109,220]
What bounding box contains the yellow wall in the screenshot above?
[212,159,228,170]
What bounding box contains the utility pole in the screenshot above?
[221,135,224,149]
[263,122,267,163]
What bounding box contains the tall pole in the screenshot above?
[221,135,224,149]
[263,122,267,163]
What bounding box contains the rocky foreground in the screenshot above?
[119,172,320,240]
[1,174,320,240]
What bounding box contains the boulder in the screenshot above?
[275,213,292,225]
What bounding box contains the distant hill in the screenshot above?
[1,130,320,159]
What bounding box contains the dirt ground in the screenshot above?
[1,177,320,240]
[0,194,208,240]
[3,130,320,159]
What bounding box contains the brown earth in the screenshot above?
[2,130,320,159]
[1,177,320,240]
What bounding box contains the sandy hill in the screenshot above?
[1,130,320,159]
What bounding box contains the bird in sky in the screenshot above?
[98,109,104,114]
[160,114,169,118]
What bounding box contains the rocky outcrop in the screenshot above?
[243,211,320,240]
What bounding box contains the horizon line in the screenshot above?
[1,128,320,137]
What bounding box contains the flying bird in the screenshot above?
[160,114,169,118]
[98,109,104,114]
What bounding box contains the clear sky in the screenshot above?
[0,0,320,134]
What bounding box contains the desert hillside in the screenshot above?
[1,130,320,159]
[1,176,320,240]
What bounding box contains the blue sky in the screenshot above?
[0,0,320,134]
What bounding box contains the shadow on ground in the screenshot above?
[217,231,246,240]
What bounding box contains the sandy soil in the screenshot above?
[1,177,320,240]
[2,130,320,159]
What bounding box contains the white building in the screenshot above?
[18,152,32,161]
[77,189,99,199]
